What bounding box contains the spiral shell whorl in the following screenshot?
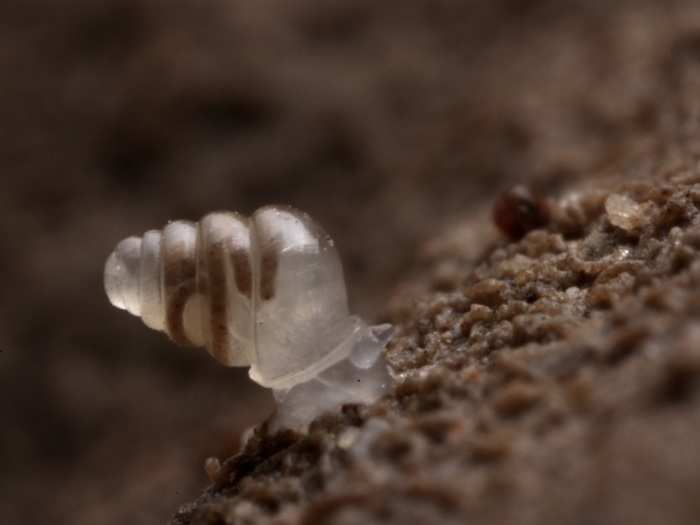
[104,236,143,317]
[104,213,255,366]
[194,212,253,365]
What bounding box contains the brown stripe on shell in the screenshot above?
[204,237,231,364]
[163,243,197,346]
[231,246,252,298]
[259,243,279,301]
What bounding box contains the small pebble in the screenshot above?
[492,185,550,240]
[605,193,648,232]
[204,457,222,483]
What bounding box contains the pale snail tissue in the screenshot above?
[104,205,393,428]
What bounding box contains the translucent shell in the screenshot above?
[104,206,353,388]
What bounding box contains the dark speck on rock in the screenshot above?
[492,185,551,240]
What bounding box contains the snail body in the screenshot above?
[104,206,391,425]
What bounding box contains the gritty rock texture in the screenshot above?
[171,160,700,524]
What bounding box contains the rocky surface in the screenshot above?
[5,0,700,524]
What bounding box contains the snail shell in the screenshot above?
[104,205,357,389]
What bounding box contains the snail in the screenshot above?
[104,205,392,427]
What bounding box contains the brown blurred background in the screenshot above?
[1,1,698,523]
